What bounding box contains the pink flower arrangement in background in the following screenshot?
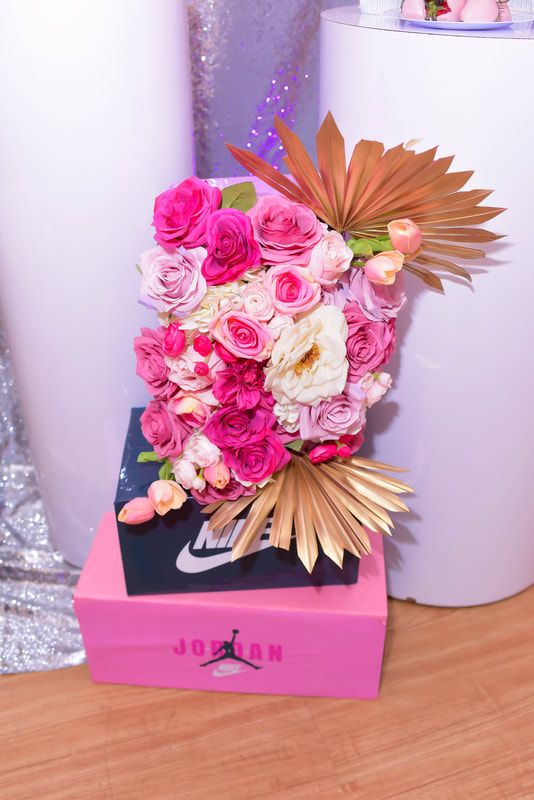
[124,176,417,521]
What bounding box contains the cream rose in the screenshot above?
[273,401,300,433]
[264,305,348,407]
[308,230,353,286]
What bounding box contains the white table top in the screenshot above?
[322,5,534,39]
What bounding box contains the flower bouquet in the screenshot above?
[119,113,503,573]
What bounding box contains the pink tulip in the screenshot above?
[204,461,231,489]
[118,497,156,525]
[147,479,187,516]
[387,219,422,255]
[401,0,426,19]
[364,251,404,286]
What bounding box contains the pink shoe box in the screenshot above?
[74,513,388,699]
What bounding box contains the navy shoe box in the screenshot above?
[115,409,359,595]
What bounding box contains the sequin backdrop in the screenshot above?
[0,0,352,673]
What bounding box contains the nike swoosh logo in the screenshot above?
[212,663,246,678]
[176,538,272,574]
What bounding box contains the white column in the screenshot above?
[320,8,534,605]
[0,1,193,566]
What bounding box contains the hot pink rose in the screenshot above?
[224,432,291,484]
[134,327,176,401]
[209,310,273,362]
[344,302,396,381]
[299,389,366,442]
[347,269,407,322]
[191,477,252,505]
[265,264,321,315]
[204,406,275,449]
[213,359,274,411]
[202,208,261,285]
[140,400,191,460]
[248,195,323,266]
[139,246,207,317]
[152,176,221,251]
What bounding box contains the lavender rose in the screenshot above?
[140,400,190,460]
[134,327,176,402]
[202,208,261,285]
[152,176,221,251]
[248,194,323,267]
[344,302,396,381]
[139,246,207,317]
[299,389,366,442]
[347,269,407,322]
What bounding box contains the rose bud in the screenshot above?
[118,497,156,525]
[308,443,338,465]
[163,322,186,357]
[366,372,393,407]
[214,341,238,363]
[193,334,213,357]
[204,461,231,489]
[147,479,187,516]
[194,362,210,377]
[192,475,206,491]
[364,251,404,286]
[172,458,197,490]
[387,218,422,255]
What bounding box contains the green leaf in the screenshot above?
[158,459,174,481]
[286,439,304,453]
[368,236,393,253]
[135,263,142,275]
[347,238,374,257]
[221,181,257,213]
[137,451,161,463]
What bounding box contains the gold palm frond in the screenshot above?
[202,455,413,573]
[227,112,505,292]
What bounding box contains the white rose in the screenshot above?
[172,459,197,490]
[184,433,221,468]
[241,275,274,321]
[308,230,353,286]
[264,305,348,407]
[179,282,243,332]
[273,402,300,433]
[267,314,294,341]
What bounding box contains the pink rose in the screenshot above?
[204,406,275,449]
[169,393,210,425]
[153,176,221,251]
[248,195,323,266]
[224,432,291,484]
[340,430,366,456]
[134,327,176,401]
[191,477,252,505]
[166,345,222,392]
[299,389,366,443]
[202,208,261,285]
[139,246,207,317]
[347,269,407,322]
[388,218,422,255]
[308,230,353,286]
[344,302,396,381]
[364,251,404,286]
[242,277,275,321]
[209,310,273,362]
[213,359,274,411]
[140,400,191,459]
[265,264,321,315]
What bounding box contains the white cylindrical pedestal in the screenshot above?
[320,8,534,605]
[0,1,193,566]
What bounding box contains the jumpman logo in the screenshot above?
[200,629,261,671]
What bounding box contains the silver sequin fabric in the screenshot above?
[1,0,352,673]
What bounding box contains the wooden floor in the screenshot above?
[1,588,533,800]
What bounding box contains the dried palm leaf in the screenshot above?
[227,112,505,291]
[202,454,413,573]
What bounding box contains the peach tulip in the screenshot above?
[147,479,187,516]
[118,496,156,525]
[364,251,404,286]
[387,218,422,255]
[204,461,231,489]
